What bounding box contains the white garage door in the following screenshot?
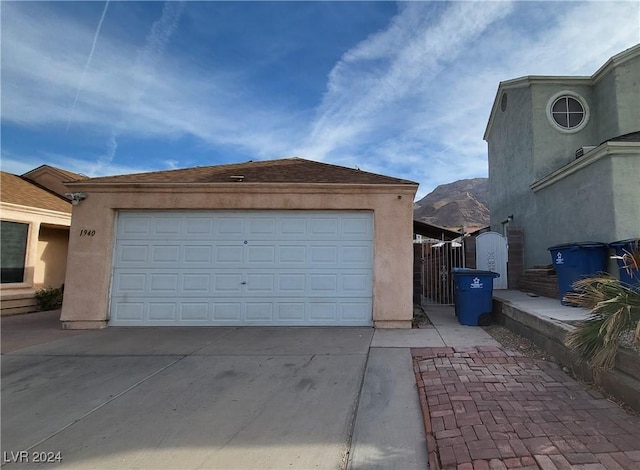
[110,211,373,326]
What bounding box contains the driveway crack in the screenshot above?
[16,355,187,455]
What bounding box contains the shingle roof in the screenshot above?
[70,158,418,186]
[606,130,640,143]
[22,164,88,182]
[1,172,72,213]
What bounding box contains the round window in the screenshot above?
[546,92,589,133]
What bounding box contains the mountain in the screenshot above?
[414,178,489,230]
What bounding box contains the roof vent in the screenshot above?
[229,175,244,182]
[575,146,596,159]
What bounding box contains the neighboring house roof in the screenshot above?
[21,165,88,198]
[67,158,418,186]
[413,220,461,241]
[0,171,72,214]
[22,164,87,182]
[605,130,640,144]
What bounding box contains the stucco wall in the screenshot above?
[530,158,615,265]
[609,55,640,138]
[60,184,417,329]
[611,153,640,239]
[488,86,535,236]
[35,226,69,288]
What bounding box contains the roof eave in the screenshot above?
[64,181,419,193]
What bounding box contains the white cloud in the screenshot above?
[1,1,638,198]
[301,1,639,198]
[1,2,301,163]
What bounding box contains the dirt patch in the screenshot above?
[482,324,554,361]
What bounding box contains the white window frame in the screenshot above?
[546,90,590,134]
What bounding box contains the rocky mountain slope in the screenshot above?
[414,178,489,230]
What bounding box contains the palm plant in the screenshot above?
[564,240,640,370]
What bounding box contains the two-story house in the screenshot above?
[484,44,640,269]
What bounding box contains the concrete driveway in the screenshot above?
[1,311,428,469]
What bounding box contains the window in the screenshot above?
[1,221,29,283]
[546,91,589,133]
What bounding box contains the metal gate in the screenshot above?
[422,239,466,305]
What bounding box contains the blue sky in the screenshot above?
[1,1,638,199]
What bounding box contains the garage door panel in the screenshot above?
[150,274,179,293]
[342,217,372,236]
[184,246,212,263]
[113,302,145,321]
[216,217,244,235]
[246,302,273,321]
[312,219,339,237]
[310,246,338,264]
[246,245,276,263]
[342,245,372,264]
[278,246,306,264]
[117,245,149,264]
[110,211,373,326]
[277,302,305,321]
[120,216,150,235]
[180,303,210,321]
[246,274,275,292]
[248,217,276,235]
[215,245,243,264]
[116,273,146,292]
[154,217,182,234]
[279,218,307,235]
[148,303,177,321]
[183,274,211,292]
[111,297,373,326]
[213,302,242,321]
[214,273,243,292]
[184,217,212,234]
[309,274,338,292]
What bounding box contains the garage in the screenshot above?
[111,210,373,326]
[61,158,417,329]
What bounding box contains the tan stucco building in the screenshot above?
[61,158,418,329]
[1,166,86,315]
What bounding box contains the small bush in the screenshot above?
[35,286,64,311]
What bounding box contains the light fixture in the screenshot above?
[65,192,87,205]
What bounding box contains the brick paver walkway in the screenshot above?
[412,346,640,470]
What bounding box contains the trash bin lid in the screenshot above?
[548,242,607,251]
[609,238,639,248]
[452,269,500,278]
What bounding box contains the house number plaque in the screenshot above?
[79,229,96,237]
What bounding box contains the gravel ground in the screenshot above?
[481,324,552,360]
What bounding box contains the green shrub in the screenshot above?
[35,286,64,311]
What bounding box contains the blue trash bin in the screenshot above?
[548,242,608,304]
[609,239,640,287]
[452,269,500,326]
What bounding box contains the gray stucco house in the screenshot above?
[484,44,640,268]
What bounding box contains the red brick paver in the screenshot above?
[412,346,640,470]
